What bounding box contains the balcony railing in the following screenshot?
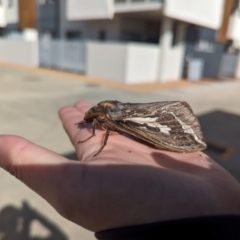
[114,0,163,12]
[115,0,163,4]
[115,0,162,4]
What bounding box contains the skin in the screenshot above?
[0,100,240,232]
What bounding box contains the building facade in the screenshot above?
[0,0,240,83]
[0,0,18,37]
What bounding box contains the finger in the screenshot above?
[59,99,90,120]
[59,106,82,142]
[59,101,92,132]
[0,135,68,168]
[59,105,92,146]
[0,135,82,211]
[73,100,92,113]
[0,135,69,184]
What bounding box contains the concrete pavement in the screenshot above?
[0,63,240,239]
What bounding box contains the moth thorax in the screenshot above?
[98,101,121,111]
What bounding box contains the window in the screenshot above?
[121,32,141,42]
[232,0,240,14]
[115,0,126,3]
[7,0,13,8]
[66,31,82,40]
[171,22,179,47]
[0,28,4,36]
[40,30,56,40]
[98,30,106,41]
[195,39,216,53]
[39,0,55,4]
[38,0,47,4]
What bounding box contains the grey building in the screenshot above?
[184,25,225,78]
[37,0,61,39]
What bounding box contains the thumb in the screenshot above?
[0,135,82,213]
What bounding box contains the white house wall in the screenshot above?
[66,0,114,20]
[158,18,186,82]
[164,0,224,29]
[0,39,39,66]
[86,41,160,83]
[0,7,7,27]
[86,41,127,82]
[0,0,18,27]
[5,0,18,24]
[159,46,185,82]
[236,54,240,79]
[227,8,240,43]
[60,0,121,41]
[126,43,159,84]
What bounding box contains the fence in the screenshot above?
[39,40,160,84]
[87,41,160,84]
[219,53,239,77]
[39,40,86,72]
[0,38,38,66]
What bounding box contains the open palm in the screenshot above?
[1,100,240,232]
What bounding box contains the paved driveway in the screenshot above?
[0,63,240,239]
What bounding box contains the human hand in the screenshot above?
[1,100,240,232]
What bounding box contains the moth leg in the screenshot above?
[78,120,97,143]
[94,127,110,157]
[109,130,119,135]
[75,120,88,126]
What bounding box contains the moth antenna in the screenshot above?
[75,120,87,126]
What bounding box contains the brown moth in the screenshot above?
[77,100,207,156]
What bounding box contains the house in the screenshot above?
[38,0,240,83]
[0,0,240,83]
[0,0,39,66]
[0,0,18,37]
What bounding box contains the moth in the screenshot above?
[77,100,207,156]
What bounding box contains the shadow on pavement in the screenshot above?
[0,201,68,240]
[199,110,240,182]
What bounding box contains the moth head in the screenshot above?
[84,106,100,116]
[84,105,108,121]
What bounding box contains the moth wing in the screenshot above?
[111,101,206,152]
[120,123,206,152]
[109,101,177,120]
